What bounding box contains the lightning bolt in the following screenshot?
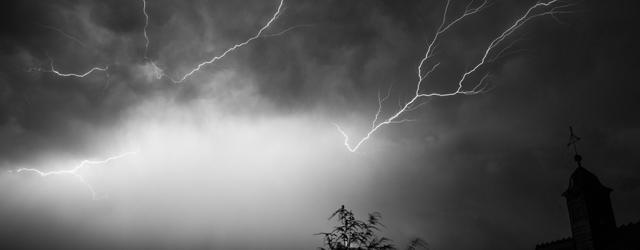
[141,0,169,81]
[14,152,137,200]
[142,0,151,60]
[28,24,108,78]
[48,64,109,78]
[141,0,286,83]
[172,0,284,83]
[28,59,109,78]
[335,0,574,152]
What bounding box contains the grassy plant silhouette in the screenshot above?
[317,205,428,250]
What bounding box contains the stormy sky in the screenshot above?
[1,0,639,249]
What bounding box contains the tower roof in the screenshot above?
[562,166,612,197]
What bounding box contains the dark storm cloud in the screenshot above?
[1,0,640,249]
[0,0,135,164]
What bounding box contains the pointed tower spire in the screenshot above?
[568,126,583,167]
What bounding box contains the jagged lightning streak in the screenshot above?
[142,0,151,60]
[336,0,573,152]
[48,64,109,78]
[28,24,109,78]
[172,0,284,83]
[141,0,166,80]
[141,0,285,83]
[28,59,109,78]
[13,152,137,200]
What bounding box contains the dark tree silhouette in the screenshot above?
[317,205,428,250]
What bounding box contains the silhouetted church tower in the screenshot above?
[536,128,640,250]
[562,127,616,250]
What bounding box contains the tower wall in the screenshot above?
[563,167,616,250]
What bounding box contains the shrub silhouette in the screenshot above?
[316,205,428,250]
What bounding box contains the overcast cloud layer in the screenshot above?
[1,0,639,249]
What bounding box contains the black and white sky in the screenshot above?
[0,0,639,249]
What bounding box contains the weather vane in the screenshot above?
[567,126,582,167]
